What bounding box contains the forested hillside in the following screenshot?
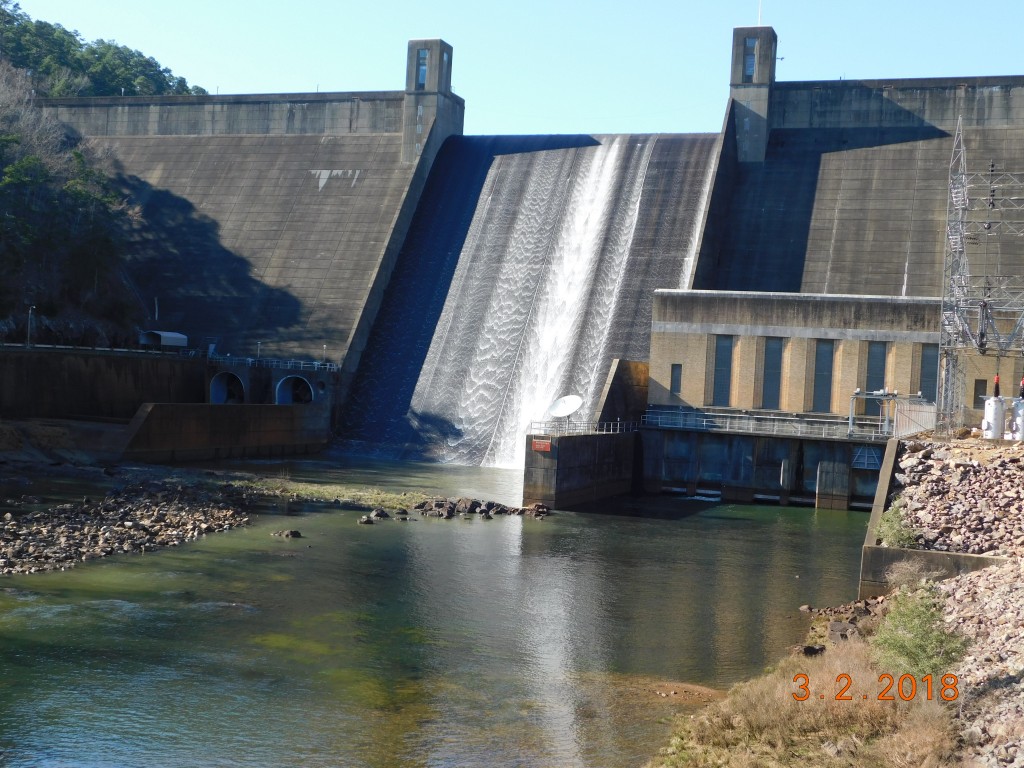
[0,2,207,346]
[0,1,206,97]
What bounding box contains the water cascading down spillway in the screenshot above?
[410,135,656,467]
[341,132,713,466]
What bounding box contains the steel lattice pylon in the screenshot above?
[936,117,1024,435]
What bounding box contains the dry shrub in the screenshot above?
[727,641,903,745]
[885,560,941,591]
[859,699,957,768]
[650,640,959,768]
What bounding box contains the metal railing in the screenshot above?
[641,407,892,442]
[528,419,640,436]
[2,341,170,355]
[0,342,339,373]
[893,399,937,438]
[208,353,339,373]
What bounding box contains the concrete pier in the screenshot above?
[522,432,637,509]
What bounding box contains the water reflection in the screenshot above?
[0,459,868,767]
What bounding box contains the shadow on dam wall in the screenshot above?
[113,171,301,349]
[339,134,601,459]
[696,123,948,294]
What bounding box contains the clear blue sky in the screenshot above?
[17,0,1024,136]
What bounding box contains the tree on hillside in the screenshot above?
[0,1,207,341]
[0,0,206,97]
[0,57,136,330]
[76,40,202,97]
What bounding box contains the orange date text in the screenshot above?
[791,673,959,702]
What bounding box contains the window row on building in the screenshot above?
[656,334,939,416]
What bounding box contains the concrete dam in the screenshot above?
[340,133,716,465]
[35,28,1024,491]
[42,38,715,467]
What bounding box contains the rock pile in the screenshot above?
[799,597,888,651]
[411,497,549,520]
[885,440,1024,766]
[0,480,252,574]
[892,441,1024,556]
[939,558,1024,767]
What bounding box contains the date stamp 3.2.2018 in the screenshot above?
[792,673,960,702]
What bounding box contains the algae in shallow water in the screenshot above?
[250,632,337,660]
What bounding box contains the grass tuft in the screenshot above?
[232,477,432,510]
[877,497,918,549]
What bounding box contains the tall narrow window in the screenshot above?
[863,341,888,417]
[761,337,783,410]
[670,363,682,396]
[416,49,428,90]
[812,339,835,413]
[712,335,734,406]
[743,37,757,83]
[974,379,988,409]
[919,344,939,401]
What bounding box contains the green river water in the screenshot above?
[0,457,868,767]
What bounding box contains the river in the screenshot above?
[0,457,867,767]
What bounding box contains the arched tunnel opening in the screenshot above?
[210,371,246,404]
[276,375,314,404]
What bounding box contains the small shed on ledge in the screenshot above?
[138,330,189,348]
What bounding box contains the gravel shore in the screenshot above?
[0,477,255,574]
[891,439,1024,767]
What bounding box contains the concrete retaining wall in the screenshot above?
[651,291,940,338]
[692,101,738,289]
[695,79,1024,299]
[522,432,637,509]
[122,403,330,463]
[0,348,206,420]
[858,438,1007,597]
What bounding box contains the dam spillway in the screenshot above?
[341,133,716,466]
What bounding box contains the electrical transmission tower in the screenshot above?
[937,116,1024,435]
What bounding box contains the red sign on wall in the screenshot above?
[531,438,551,452]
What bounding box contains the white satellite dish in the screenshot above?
[547,395,583,418]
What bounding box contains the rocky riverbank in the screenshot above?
[0,477,255,574]
[650,437,1024,767]
[887,440,1024,763]
[893,439,1024,556]
[940,558,1024,767]
[872,439,1024,766]
[0,469,553,573]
